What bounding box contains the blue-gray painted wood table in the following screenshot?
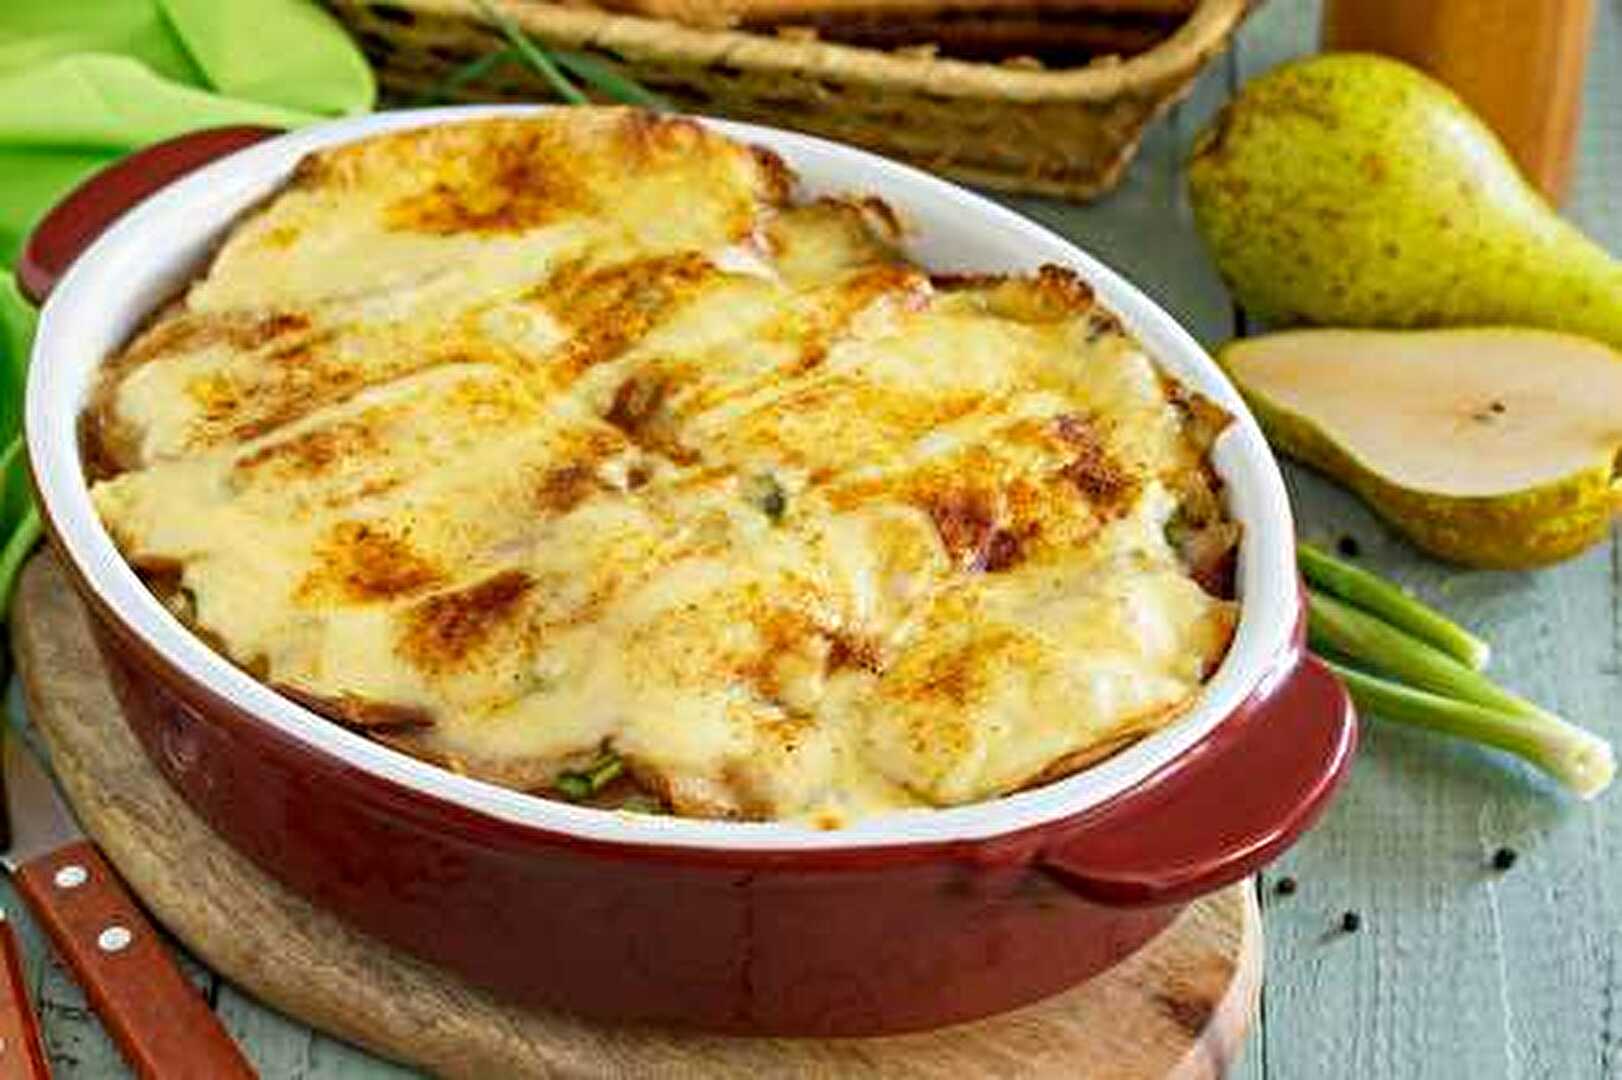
[6,0,1620,1075]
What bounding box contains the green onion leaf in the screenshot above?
[553,750,624,801]
[554,773,592,801]
[1299,543,1490,670]
[553,51,673,110]
[1308,590,1536,720]
[411,45,520,107]
[584,753,624,790]
[1326,659,1614,798]
[473,0,589,105]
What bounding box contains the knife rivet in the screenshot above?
[53,865,87,889]
[97,926,132,953]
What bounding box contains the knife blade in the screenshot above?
[0,905,50,1080]
[1,728,254,1080]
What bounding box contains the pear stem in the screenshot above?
[1325,660,1615,799]
[1299,543,1491,670]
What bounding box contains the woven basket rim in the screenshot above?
[397,0,1251,102]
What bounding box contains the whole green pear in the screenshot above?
[1187,53,1622,345]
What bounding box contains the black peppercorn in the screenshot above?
[1336,535,1362,558]
[1275,876,1298,897]
[1491,847,1518,871]
[1340,910,1362,933]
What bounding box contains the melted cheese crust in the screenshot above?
[88,111,1237,826]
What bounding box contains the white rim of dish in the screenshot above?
[27,105,1297,852]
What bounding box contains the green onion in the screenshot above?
[410,45,520,106]
[584,754,624,789]
[1300,543,1490,670]
[457,2,671,107]
[473,0,588,104]
[553,773,592,800]
[472,0,672,109]
[552,51,673,111]
[1298,546,1611,799]
[1326,660,1615,798]
[553,751,625,801]
[1308,590,1537,720]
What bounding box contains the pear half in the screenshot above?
[1221,329,1622,569]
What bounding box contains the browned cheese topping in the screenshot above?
[88,111,1238,825]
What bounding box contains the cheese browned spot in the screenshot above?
[1055,414,1139,510]
[400,570,537,675]
[383,128,593,235]
[87,110,1239,826]
[529,252,718,378]
[124,310,314,372]
[530,464,602,516]
[298,522,444,606]
[234,417,385,485]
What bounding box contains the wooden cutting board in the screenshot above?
[10,550,1261,1079]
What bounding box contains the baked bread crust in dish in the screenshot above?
[85,110,1238,827]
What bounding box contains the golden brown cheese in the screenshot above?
[88,110,1238,826]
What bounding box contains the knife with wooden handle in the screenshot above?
[1,729,254,1080]
[0,908,49,1080]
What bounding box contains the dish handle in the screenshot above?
[1037,642,1357,907]
[18,126,283,307]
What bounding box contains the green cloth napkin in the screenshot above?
[0,0,375,610]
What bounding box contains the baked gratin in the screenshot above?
[86,110,1239,826]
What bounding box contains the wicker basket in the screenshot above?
[327,0,1252,200]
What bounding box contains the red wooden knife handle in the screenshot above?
[0,919,49,1080]
[13,842,253,1080]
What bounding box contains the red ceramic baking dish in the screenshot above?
[21,107,1356,1037]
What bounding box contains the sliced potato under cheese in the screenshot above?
[88,110,1238,826]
